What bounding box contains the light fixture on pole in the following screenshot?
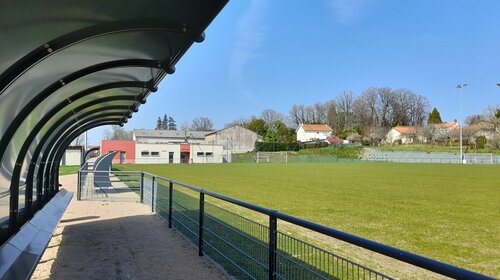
[455,83,467,164]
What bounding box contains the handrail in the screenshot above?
[80,169,494,279]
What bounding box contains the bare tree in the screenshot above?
[225,117,249,128]
[72,134,85,146]
[179,122,190,131]
[191,117,214,131]
[336,90,355,130]
[103,125,132,140]
[260,109,285,125]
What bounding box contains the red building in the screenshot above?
[101,140,136,164]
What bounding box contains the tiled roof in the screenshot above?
[301,124,333,131]
[133,129,213,139]
[393,126,417,134]
[431,122,459,129]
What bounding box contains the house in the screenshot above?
[205,125,262,154]
[296,124,333,142]
[385,126,418,144]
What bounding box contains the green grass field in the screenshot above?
[58,165,80,175]
[115,162,499,277]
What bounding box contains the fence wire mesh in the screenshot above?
[77,169,490,280]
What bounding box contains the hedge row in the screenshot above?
[255,142,300,151]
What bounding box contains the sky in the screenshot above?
[88,0,500,145]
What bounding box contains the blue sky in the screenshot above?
[88,0,499,144]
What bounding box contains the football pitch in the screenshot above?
[115,162,499,277]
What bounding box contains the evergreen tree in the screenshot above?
[155,117,162,130]
[427,107,442,124]
[162,114,168,130]
[168,117,177,130]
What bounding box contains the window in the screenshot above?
[205,152,213,156]
[141,151,149,156]
[151,151,159,157]
[197,152,204,156]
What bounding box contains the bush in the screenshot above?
[394,139,402,145]
[255,142,300,152]
[476,136,486,149]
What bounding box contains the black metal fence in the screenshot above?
[77,170,493,280]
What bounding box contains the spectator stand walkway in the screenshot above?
[31,174,227,280]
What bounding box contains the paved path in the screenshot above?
[31,174,227,280]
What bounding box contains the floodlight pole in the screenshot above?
[455,84,467,164]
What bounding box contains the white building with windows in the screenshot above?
[132,129,227,164]
[296,124,333,142]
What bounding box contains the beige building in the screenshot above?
[385,126,418,144]
[205,125,262,154]
[61,146,83,166]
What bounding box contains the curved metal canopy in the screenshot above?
[0,0,228,243]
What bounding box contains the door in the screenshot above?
[180,152,189,164]
[169,152,174,163]
[120,151,126,164]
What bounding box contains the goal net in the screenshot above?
[463,153,493,164]
[254,151,288,163]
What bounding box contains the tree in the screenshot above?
[162,114,168,130]
[191,117,214,131]
[264,120,295,143]
[103,125,133,140]
[155,117,162,130]
[336,90,355,130]
[427,107,442,124]
[179,122,190,131]
[168,116,176,130]
[246,118,267,136]
[260,109,284,125]
[72,134,85,146]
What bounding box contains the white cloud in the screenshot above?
[327,0,373,24]
[228,0,268,85]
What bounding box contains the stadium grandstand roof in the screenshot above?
[0,0,228,244]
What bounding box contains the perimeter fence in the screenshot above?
[77,169,492,280]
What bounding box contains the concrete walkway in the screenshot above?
[31,174,227,280]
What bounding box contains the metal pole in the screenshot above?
[198,191,205,256]
[456,83,467,164]
[459,88,463,164]
[77,170,81,200]
[168,181,173,228]
[268,213,278,280]
[151,176,155,212]
[140,172,144,203]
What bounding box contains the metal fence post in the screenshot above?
[77,170,81,200]
[198,191,205,256]
[151,176,155,212]
[168,181,173,228]
[269,213,278,280]
[140,172,144,203]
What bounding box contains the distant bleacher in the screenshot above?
[363,148,500,164]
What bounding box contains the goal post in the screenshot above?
[464,153,493,164]
[255,151,288,163]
